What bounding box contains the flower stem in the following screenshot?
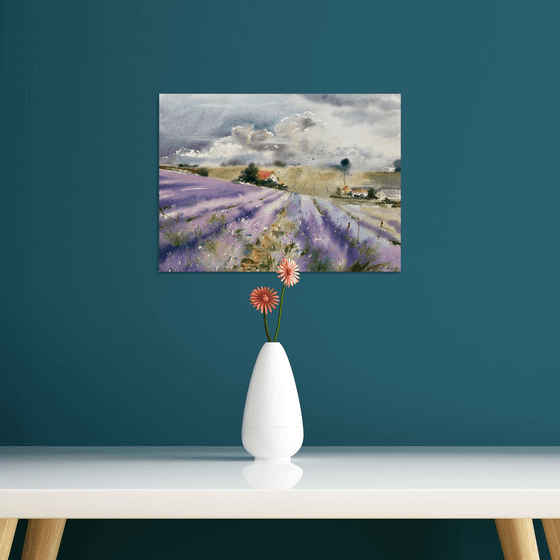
[264,311,272,342]
[274,284,286,342]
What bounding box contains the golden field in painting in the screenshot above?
[204,166,401,199]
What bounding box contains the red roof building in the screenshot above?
[257,170,278,182]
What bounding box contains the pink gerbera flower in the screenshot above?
[277,257,300,287]
[250,287,279,314]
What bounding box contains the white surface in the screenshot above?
[1,447,559,518]
[242,343,303,462]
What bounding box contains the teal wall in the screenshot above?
[1,1,559,559]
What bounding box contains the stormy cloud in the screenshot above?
[159,94,400,170]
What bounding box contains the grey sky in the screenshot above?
[159,94,400,170]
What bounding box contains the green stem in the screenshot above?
[263,311,272,342]
[274,284,286,342]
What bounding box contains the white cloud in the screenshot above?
[159,94,400,170]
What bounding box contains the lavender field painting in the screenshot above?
[159,94,401,272]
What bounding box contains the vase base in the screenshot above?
[241,425,304,462]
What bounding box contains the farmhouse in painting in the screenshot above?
[375,187,401,201]
[351,188,369,198]
[257,170,278,182]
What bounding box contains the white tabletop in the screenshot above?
[1,447,559,518]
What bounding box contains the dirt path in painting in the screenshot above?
[240,194,300,271]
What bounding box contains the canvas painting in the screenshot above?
[159,94,401,272]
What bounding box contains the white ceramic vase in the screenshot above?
[242,342,304,463]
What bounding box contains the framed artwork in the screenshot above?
[159,94,400,272]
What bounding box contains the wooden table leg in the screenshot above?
[21,520,66,560]
[543,520,560,560]
[495,519,540,560]
[0,519,18,560]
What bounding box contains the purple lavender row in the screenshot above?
[314,198,400,271]
[160,190,293,272]
[159,170,261,205]
[184,191,292,272]
[159,187,287,249]
[201,192,295,272]
[159,171,288,270]
[159,171,399,271]
[306,196,374,270]
[159,187,285,237]
[159,194,285,271]
[159,171,283,223]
